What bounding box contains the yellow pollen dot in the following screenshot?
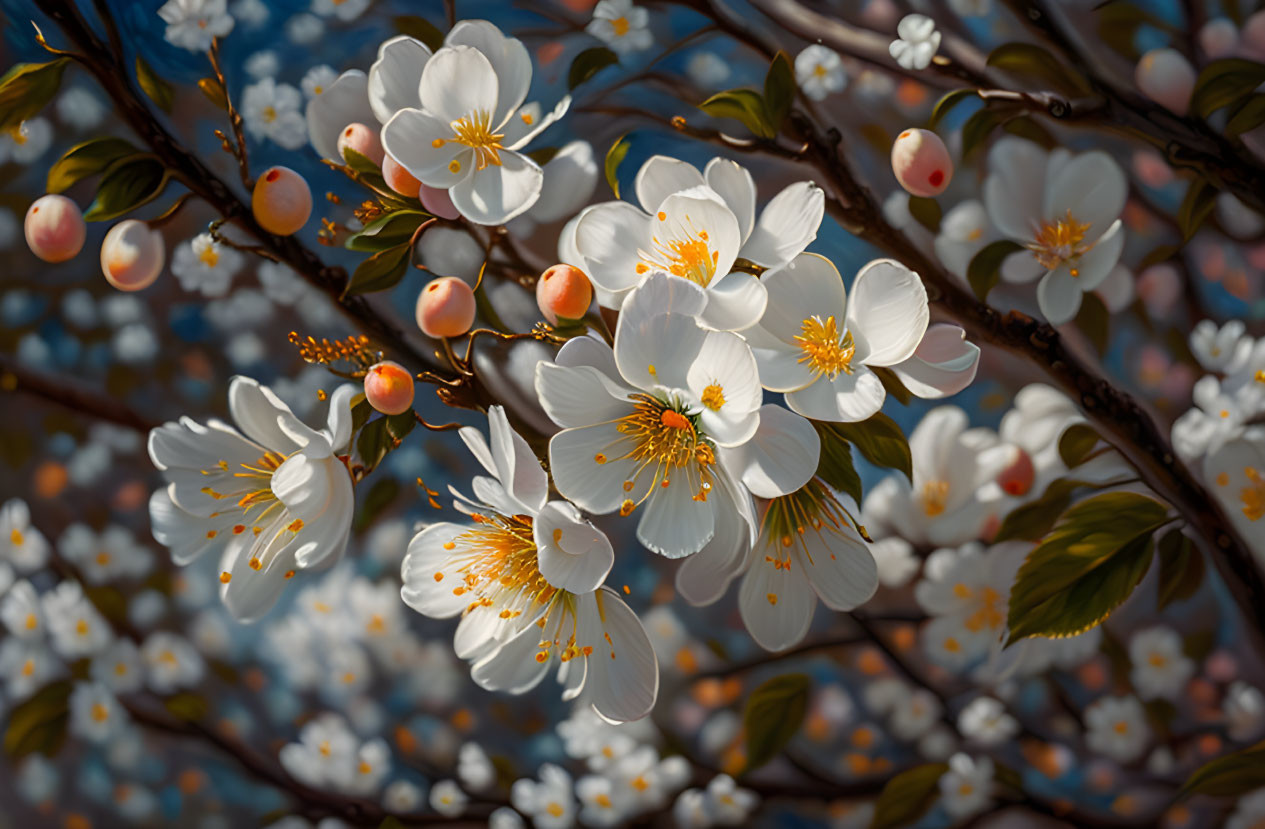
[967,226,983,241]
[91,703,110,722]
[198,243,220,268]
[1217,472,1230,486]
[319,740,331,757]
[248,557,262,571]
[358,761,371,774]
[547,803,565,818]
[232,524,246,534]
[594,453,607,464]
[449,159,462,173]
[21,658,34,676]
[631,775,649,792]
[1243,466,1265,521]
[553,528,563,545]
[521,112,534,125]
[284,570,295,579]
[76,619,89,635]
[959,783,974,797]
[620,499,636,516]
[1221,409,1231,418]
[944,637,961,652]
[449,109,504,169]
[261,105,276,123]
[795,316,855,379]
[1148,652,1167,667]
[657,211,666,221]
[596,793,613,808]
[701,382,725,411]
[431,138,445,148]
[10,528,23,545]
[1029,209,1092,270]
[1256,370,1265,384]
[24,613,37,630]
[206,530,217,539]
[952,583,971,599]
[1113,720,1129,734]
[767,593,778,605]
[220,572,232,583]
[114,662,127,676]
[920,480,950,517]
[813,64,827,77]
[287,519,304,532]
[612,16,631,36]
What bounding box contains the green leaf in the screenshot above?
[742,673,810,771]
[1177,178,1217,241]
[342,146,382,175]
[84,156,169,221]
[986,42,1092,97]
[1226,93,1265,135]
[163,692,209,722]
[136,55,174,113]
[1191,58,1265,117]
[813,422,863,506]
[1058,423,1101,469]
[959,105,1013,159]
[872,366,913,406]
[871,763,950,829]
[1180,741,1265,798]
[1139,243,1181,269]
[355,476,400,532]
[379,818,405,829]
[47,137,139,194]
[393,15,445,52]
[829,412,912,483]
[3,680,71,759]
[198,76,228,110]
[357,417,391,471]
[966,239,1023,302]
[907,196,941,233]
[1075,291,1110,356]
[1156,528,1203,610]
[385,410,416,441]
[927,88,977,131]
[346,244,411,296]
[346,210,428,252]
[351,394,372,432]
[568,46,618,90]
[763,51,796,132]
[0,59,71,132]
[698,88,775,139]
[604,133,630,198]
[1007,492,1169,642]
[995,477,1080,542]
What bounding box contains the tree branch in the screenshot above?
[0,354,157,433]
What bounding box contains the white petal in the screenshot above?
[756,252,847,344]
[800,526,878,611]
[228,376,302,454]
[305,70,376,161]
[637,483,715,559]
[556,335,623,384]
[845,259,929,367]
[368,36,431,123]
[470,607,552,693]
[615,310,707,392]
[1036,268,1083,325]
[380,108,467,189]
[704,157,756,242]
[577,589,659,722]
[786,366,886,423]
[400,523,473,618]
[418,45,499,126]
[983,138,1048,241]
[574,201,653,295]
[444,20,532,127]
[1073,220,1126,291]
[533,501,614,593]
[536,362,630,429]
[673,493,752,605]
[530,140,597,222]
[750,342,817,393]
[719,404,820,498]
[548,423,640,514]
[619,270,708,334]
[650,189,741,288]
[504,95,571,151]
[1000,251,1045,284]
[739,540,816,651]
[699,272,767,332]
[1045,151,1127,241]
[687,331,761,448]
[449,150,543,225]
[487,405,548,515]
[741,182,825,269]
[323,384,357,452]
[890,324,980,399]
[634,155,705,213]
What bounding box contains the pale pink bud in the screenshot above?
[383,153,421,198]
[1131,149,1174,189]
[419,183,460,220]
[891,128,953,197]
[1199,18,1239,58]
[996,447,1035,496]
[1242,11,1265,59]
[25,194,86,263]
[100,220,164,292]
[1135,48,1196,115]
[1137,263,1181,316]
[252,166,312,236]
[1205,650,1238,683]
[416,276,476,339]
[363,360,415,415]
[536,264,593,325]
[337,122,384,167]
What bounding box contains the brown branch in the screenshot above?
[39,0,448,382]
[0,354,157,433]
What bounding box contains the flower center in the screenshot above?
[919,480,949,516]
[701,382,725,411]
[1147,652,1167,668]
[262,106,277,124]
[760,479,861,607]
[639,222,719,286]
[813,64,828,77]
[198,243,220,268]
[1242,466,1265,521]
[598,393,717,515]
[437,513,556,616]
[1029,210,1092,272]
[445,110,505,172]
[963,586,1003,633]
[612,16,630,36]
[795,316,855,379]
[10,528,22,545]
[9,126,27,145]
[91,703,109,722]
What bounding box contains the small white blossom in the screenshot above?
[44,582,113,659]
[0,118,52,165]
[1226,681,1265,741]
[69,681,126,743]
[301,65,339,100]
[91,639,144,693]
[286,12,325,44]
[140,632,205,693]
[889,15,941,70]
[171,233,245,297]
[56,87,107,130]
[1085,695,1150,763]
[158,0,234,52]
[795,45,846,101]
[1128,626,1194,701]
[244,50,280,79]
[2,500,49,573]
[312,0,370,21]
[588,0,653,55]
[687,52,730,88]
[957,696,1018,745]
[938,753,994,819]
[241,79,308,149]
[1190,319,1252,373]
[429,779,468,817]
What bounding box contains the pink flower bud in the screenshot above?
[383,153,421,198]
[100,220,165,292]
[337,122,384,167]
[1135,48,1196,115]
[416,276,476,339]
[252,166,312,236]
[1137,263,1181,316]
[419,183,460,220]
[1199,18,1239,58]
[996,447,1035,496]
[363,360,415,415]
[891,128,953,197]
[25,194,86,263]
[1205,650,1238,683]
[536,264,593,325]
[1243,12,1265,59]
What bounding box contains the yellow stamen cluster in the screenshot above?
[639,219,719,286]
[288,331,379,376]
[1242,465,1265,521]
[599,394,717,513]
[440,513,558,617]
[796,316,856,379]
[441,109,505,171]
[919,479,950,517]
[759,478,861,607]
[1028,210,1092,271]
